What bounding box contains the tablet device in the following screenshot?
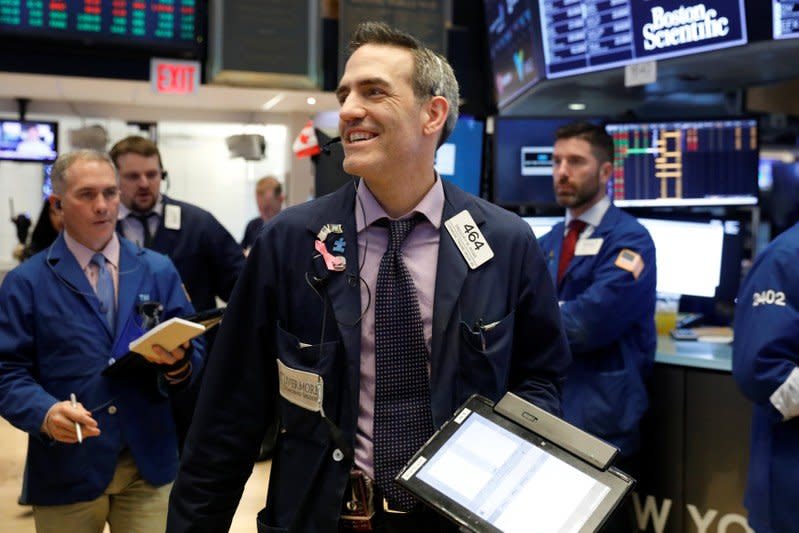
[396,394,634,533]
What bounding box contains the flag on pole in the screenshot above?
[292,119,321,158]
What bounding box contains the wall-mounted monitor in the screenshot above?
[605,118,759,207]
[435,115,485,196]
[483,0,543,109]
[0,0,202,54]
[773,0,799,39]
[493,117,602,207]
[637,217,726,298]
[538,0,748,79]
[0,119,58,163]
[759,150,799,236]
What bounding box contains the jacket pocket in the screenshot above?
[274,323,340,439]
[458,309,516,402]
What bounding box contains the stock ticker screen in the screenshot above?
[605,118,759,207]
[774,0,799,39]
[538,0,748,79]
[0,0,199,51]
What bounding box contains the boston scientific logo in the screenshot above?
[642,3,730,51]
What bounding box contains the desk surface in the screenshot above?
[655,336,732,372]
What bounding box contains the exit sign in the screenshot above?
[150,58,201,95]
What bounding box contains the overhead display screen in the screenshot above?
[605,118,759,207]
[538,0,748,79]
[483,0,542,108]
[773,1,799,39]
[0,0,200,51]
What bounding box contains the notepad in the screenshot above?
[128,317,206,359]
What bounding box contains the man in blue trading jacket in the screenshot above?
[538,122,656,528]
[733,222,799,533]
[168,22,570,533]
[0,150,203,532]
[110,135,245,314]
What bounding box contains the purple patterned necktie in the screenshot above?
[373,216,434,511]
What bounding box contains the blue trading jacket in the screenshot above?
[733,222,799,533]
[0,235,203,505]
[539,204,657,455]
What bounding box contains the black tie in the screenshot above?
[373,216,434,512]
[130,213,157,248]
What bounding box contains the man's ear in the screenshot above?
[599,160,613,185]
[423,95,449,138]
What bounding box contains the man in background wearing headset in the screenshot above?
[0,150,203,532]
[110,136,245,315]
[168,22,570,532]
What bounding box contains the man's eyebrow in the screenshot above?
[336,77,391,98]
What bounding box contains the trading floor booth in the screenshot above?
[513,116,761,532]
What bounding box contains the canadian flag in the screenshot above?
[292,119,321,158]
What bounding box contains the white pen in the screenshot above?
[69,393,83,444]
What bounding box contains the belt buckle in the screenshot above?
[340,469,376,531]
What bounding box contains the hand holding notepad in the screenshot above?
[128,317,206,362]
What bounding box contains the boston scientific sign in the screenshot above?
[539,0,747,79]
[643,3,732,51]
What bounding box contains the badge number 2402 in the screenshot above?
[752,289,786,307]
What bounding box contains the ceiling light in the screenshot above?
[568,102,586,111]
[262,93,285,110]
[306,96,317,105]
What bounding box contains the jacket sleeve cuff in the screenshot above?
[770,366,799,421]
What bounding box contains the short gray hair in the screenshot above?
[349,21,460,147]
[51,150,117,195]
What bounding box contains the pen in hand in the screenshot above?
[69,393,83,444]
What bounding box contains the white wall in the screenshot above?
[0,113,309,265]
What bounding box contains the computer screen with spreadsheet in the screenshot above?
[605,118,759,207]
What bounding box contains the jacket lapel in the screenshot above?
[149,195,179,253]
[114,238,147,347]
[305,185,362,417]
[430,182,485,367]
[48,235,114,340]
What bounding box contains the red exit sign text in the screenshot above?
[150,59,200,95]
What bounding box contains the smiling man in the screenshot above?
[538,122,657,532]
[168,22,570,533]
[0,150,203,532]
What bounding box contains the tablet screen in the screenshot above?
[414,412,610,533]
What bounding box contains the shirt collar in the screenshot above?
[118,194,164,220]
[63,230,120,270]
[565,195,611,229]
[355,174,444,232]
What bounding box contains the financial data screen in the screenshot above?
[415,412,610,533]
[538,0,748,79]
[773,0,799,39]
[605,118,759,207]
[0,0,199,50]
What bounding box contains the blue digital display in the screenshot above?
[493,117,601,206]
[435,115,485,196]
[483,0,542,108]
[0,119,58,163]
[538,0,748,79]
[773,0,799,39]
